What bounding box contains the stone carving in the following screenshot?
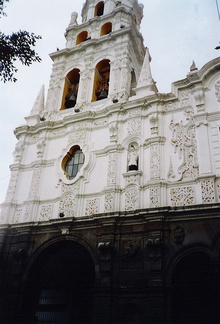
[24,204,32,221]
[150,144,160,179]
[68,130,86,143]
[120,239,142,268]
[174,226,185,244]
[125,186,139,211]
[167,157,175,179]
[29,167,41,199]
[13,142,24,163]
[14,208,23,223]
[59,194,76,217]
[201,179,215,203]
[170,109,199,181]
[193,87,205,112]
[149,187,160,208]
[170,186,195,206]
[80,68,91,101]
[179,90,190,107]
[104,192,114,212]
[149,112,159,135]
[217,181,220,201]
[127,118,141,135]
[127,109,141,118]
[164,101,178,111]
[0,206,7,223]
[37,139,46,158]
[85,198,99,216]
[5,171,19,202]
[39,205,53,221]
[61,182,79,194]
[124,172,141,186]
[107,153,117,186]
[109,122,118,143]
[128,143,139,171]
[215,79,220,102]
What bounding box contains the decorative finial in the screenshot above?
[190,61,198,71]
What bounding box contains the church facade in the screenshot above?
[1,0,220,323]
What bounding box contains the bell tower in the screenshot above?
[44,0,145,115]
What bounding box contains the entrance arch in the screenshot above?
[171,251,220,323]
[23,240,96,323]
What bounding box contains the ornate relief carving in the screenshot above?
[13,142,24,162]
[200,179,215,203]
[127,109,141,118]
[5,171,19,202]
[127,118,141,135]
[149,187,160,208]
[109,122,118,143]
[164,101,178,111]
[85,198,99,216]
[29,167,41,199]
[120,239,142,268]
[170,109,199,181]
[24,204,32,221]
[170,186,195,206]
[123,172,142,186]
[37,139,46,158]
[179,89,190,107]
[107,153,117,186]
[125,186,139,211]
[61,182,79,194]
[0,206,7,223]
[39,205,53,221]
[68,130,86,143]
[149,113,159,135]
[104,192,114,212]
[217,181,220,201]
[59,194,76,217]
[215,79,220,102]
[150,144,160,179]
[174,226,185,244]
[14,208,23,223]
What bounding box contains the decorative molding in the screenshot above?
[215,79,220,102]
[149,187,160,208]
[150,144,160,179]
[59,194,76,217]
[104,192,114,212]
[125,186,139,211]
[107,152,117,186]
[85,197,99,216]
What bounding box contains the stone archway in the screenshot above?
[23,240,95,324]
[171,251,220,324]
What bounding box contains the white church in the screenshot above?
[0,1,220,323]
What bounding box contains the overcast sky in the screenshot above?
[0,0,219,203]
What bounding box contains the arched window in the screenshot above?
[92,59,110,101]
[94,1,104,17]
[62,146,85,180]
[100,22,112,36]
[76,31,88,45]
[61,69,80,109]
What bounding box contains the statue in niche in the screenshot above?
[128,143,139,171]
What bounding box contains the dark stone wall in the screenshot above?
[0,204,220,323]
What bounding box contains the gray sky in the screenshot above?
[0,0,219,203]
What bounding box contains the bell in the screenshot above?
[98,89,108,100]
[65,94,76,108]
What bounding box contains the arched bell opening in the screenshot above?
[61,69,80,110]
[100,22,112,36]
[22,240,96,324]
[171,251,220,323]
[92,59,110,102]
[76,31,88,45]
[94,1,104,17]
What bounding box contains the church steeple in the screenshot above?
[44,0,147,114]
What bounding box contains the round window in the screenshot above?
[62,147,85,180]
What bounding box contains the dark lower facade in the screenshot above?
[1,203,220,323]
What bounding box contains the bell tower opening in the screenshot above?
[94,2,104,17]
[100,22,112,36]
[92,59,110,102]
[61,69,80,109]
[23,241,96,323]
[76,31,88,45]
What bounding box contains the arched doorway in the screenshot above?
[23,240,95,323]
[171,251,220,323]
